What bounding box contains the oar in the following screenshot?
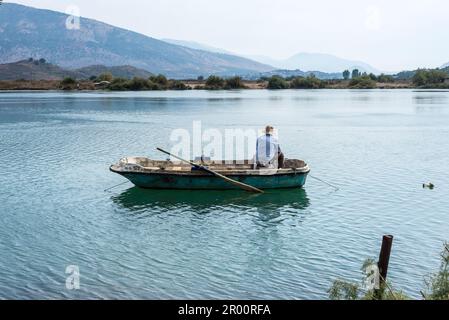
[156,148,264,194]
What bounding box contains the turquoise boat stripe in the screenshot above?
[114,170,309,190]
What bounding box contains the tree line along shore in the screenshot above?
[0,68,448,91]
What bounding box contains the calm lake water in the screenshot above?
[0,89,448,299]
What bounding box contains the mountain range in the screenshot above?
[2,3,443,80]
[248,69,343,80]
[246,52,381,74]
[0,3,273,79]
[162,39,381,74]
[0,58,347,81]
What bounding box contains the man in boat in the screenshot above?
[256,125,285,169]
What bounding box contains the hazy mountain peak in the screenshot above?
[281,52,380,74]
[245,52,380,74]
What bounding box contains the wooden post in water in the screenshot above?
[375,235,394,299]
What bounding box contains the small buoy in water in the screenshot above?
[423,183,435,190]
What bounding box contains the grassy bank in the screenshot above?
[0,74,447,91]
[0,80,96,90]
[0,78,416,91]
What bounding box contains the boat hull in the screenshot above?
[112,170,309,190]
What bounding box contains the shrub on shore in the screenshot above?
[413,69,448,87]
[329,243,449,300]
[267,76,289,89]
[225,76,246,89]
[205,75,225,89]
[61,77,76,85]
[108,78,128,90]
[97,72,113,82]
[202,76,247,90]
[149,74,169,88]
[290,75,326,89]
[108,77,156,91]
[60,77,77,90]
[169,80,189,90]
[127,77,151,90]
[423,243,449,300]
[377,74,395,83]
[108,74,169,91]
[107,75,190,91]
[349,75,377,89]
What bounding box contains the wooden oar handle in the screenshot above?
[157,148,197,167]
[156,148,170,156]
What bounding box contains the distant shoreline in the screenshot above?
[0,79,422,91]
[1,59,448,91]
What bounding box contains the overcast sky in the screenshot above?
[9,0,449,71]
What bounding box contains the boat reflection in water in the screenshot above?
[111,187,311,225]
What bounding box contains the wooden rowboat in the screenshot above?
[110,157,310,190]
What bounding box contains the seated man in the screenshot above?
[256,125,285,169]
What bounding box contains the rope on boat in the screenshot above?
[309,175,340,192]
[104,181,130,192]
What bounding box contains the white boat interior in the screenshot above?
[111,157,310,175]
